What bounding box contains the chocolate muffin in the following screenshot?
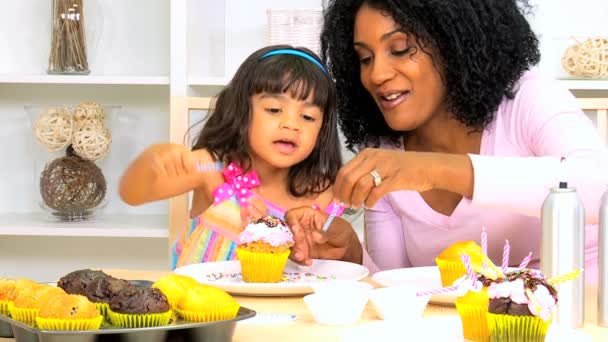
[84,276,131,304]
[57,269,109,295]
[109,286,170,314]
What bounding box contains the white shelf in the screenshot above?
[0,74,170,85]
[0,214,168,238]
[188,76,229,86]
[558,79,608,90]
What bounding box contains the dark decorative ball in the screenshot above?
[40,146,107,214]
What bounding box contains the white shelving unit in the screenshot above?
[0,75,170,85]
[0,0,605,281]
[557,79,608,91]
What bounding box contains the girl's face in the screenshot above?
[353,4,447,132]
[248,92,323,170]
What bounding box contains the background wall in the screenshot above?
[0,0,606,281]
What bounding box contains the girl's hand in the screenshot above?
[240,196,269,224]
[333,148,436,209]
[285,207,362,266]
[148,143,203,178]
[119,143,218,205]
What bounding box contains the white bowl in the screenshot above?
[303,281,372,325]
[368,286,430,320]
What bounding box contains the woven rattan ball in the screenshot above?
[73,101,105,129]
[40,147,107,213]
[34,107,74,152]
[562,38,608,78]
[72,125,112,161]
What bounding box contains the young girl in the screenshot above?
[118,45,344,269]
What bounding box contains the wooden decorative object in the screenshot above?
[34,107,73,152]
[562,38,608,79]
[48,0,90,74]
[40,146,106,217]
[73,101,105,129]
[72,124,111,161]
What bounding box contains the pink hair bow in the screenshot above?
[212,162,260,206]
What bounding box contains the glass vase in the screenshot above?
[26,104,118,221]
[48,0,90,75]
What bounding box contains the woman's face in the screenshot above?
[353,4,446,131]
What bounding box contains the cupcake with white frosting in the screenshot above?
[236,216,294,283]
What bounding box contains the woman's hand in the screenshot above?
[333,149,474,209]
[285,206,362,266]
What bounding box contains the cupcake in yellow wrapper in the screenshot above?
[236,248,290,283]
[36,294,102,331]
[152,274,199,309]
[454,280,491,342]
[107,310,172,328]
[435,241,484,286]
[486,269,558,342]
[176,284,239,322]
[108,286,171,328]
[486,312,550,342]
[237,216,295,283]
[10,284,65,325]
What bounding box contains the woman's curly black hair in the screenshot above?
[321,0,540,149]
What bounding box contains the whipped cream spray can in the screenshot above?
[540,158,585,328]
[599,187,608,326]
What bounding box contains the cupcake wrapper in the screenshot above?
[36,316,103,331]
[107,309,172,328]
[0,300,9,316]
[487,312,550,342]
[8,303,39,325]
[456,301,490,342]
[175,304,240,322]
[95,303,110,320]
[236,248,290,283]
[435,258,466,287]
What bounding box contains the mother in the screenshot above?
[287,0,607,280]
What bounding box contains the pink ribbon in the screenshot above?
[212,162,260,207]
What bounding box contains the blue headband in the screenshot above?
[260,49,329,75]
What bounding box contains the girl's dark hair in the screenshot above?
[321,0,541,149]
[191,45,341,197]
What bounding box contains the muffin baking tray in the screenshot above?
[0,306,255,342]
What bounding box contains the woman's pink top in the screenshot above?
[362,70,608,283]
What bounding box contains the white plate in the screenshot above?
[174,259,369,296]
[371,266,455,305]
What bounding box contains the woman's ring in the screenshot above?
[369,170,382,187]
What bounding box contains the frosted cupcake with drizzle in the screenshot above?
[486,269,560,342]
[236,216,294,283]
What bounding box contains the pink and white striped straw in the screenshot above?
[416,285,458,297]
[518,252,532,269]
[460,253,476,286]
[481,227,488,270]
[502,240,510,273]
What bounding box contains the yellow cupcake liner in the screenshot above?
[107,309,172,328]
[175,304,240,322]
[455,301,490,342]
[0,300,9,316]
[236,248,290,283]
[95,302,110,319]
[486,312,550,342]
[435,258,467,287]
[36,315,103,331]
[8,303,39,325]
